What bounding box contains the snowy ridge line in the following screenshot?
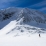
[6,24,46,35]
[0,7,46,36]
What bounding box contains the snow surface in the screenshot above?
[0,7,46,46]
[0,19,46,46]
[0,34,46,46]
[0,19,46,36]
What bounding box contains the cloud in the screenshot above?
[27,0,46,13]
[32,1,46,7]
[0,0,16,9]
[0,0,15,3]
[39,7,46,11]
[28,0,46,8]
[38,7,46,13]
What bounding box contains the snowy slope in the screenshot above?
[0,7,46,36]
[0,34,46,46]
[0,7,46,46]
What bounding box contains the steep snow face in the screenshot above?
[0,7,46,23]
[0,7,46,30]
[19,8,46,23]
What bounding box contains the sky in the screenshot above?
[0,0,46,14]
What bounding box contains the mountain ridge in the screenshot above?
[0,7,46,23]
[0,7,46,34]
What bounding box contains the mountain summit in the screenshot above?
[0,7,46,23]
[0,7,46,34]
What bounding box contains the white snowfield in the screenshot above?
[0,34,46,46]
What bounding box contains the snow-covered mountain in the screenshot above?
[0,7,46,36]
[0,7,46,46]
[0,7,46,23]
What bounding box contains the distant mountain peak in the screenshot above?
[0,7,46,34]
[0,7,46,23]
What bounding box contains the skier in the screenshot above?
[39,34,41,37]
